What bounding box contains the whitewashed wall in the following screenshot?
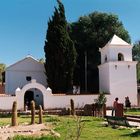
[109,61,137,106]
[98,63,110,92]
[100,45,132,64]
[45,92,99,109]
[0,76,138,110]
[0,96,17,110]
[99,61,137,106]
[5,56,47,94]
[0,88,135,110]
[6,71,46,95]
[109,46,132,61]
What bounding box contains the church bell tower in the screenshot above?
[98,35,137,106]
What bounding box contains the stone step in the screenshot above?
[127,117,140,123]
[124,114,140,119]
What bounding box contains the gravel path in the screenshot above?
[0,123,59,140]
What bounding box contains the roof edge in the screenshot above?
[6,55,40,70]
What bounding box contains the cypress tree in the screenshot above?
[44,0,77,93]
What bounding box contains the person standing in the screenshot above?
[112,97,119,116]
[125,96,131,108]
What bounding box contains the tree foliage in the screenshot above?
[133,41,140,61]
[44,0,77,93]
[38,58,45,64]
[95,92,107,105]
[132,41,140,82]
[69,11,131,92]
[0,63,6,83]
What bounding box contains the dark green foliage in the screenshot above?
[11,101,18,126]
[70,99,75,115]
[0,63,6,82]
[39,105,43,124]
[132,41,140,83]
[69,11,131,92]
[31,100,35,124]
[44,0,77,93]
[95,92,107,110]
[132,41,140,61]
[95,92,107,106]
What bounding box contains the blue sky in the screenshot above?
[0,0,140,66]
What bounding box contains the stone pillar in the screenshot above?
[115,103,123,117]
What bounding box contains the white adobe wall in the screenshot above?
[0,96,17,110]
[0,89,113,110]
[109,46,132,61]
[101,45,132,64]
[45,92,99,109]
[101,47,109,64]
[6,71,46,95]
[98,63,110,93]
[5,57,47,94]
[99,61,137,106]
[109,61,137,106]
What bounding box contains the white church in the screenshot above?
[0,35,138,110]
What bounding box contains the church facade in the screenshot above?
[5,56,47,108]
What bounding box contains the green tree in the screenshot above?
[133,41,140,61]
[132,41,140,82]
[44,0,77,93]
[69,11,130,92]
[38,58,45,64]
[0,63,6,83]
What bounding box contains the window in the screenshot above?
[118,53,124,61]
[26,76,31,81]
[105,55,107,62]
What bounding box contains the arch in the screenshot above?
[118,53,124,61]
[21,80,47,97]
[16,79,48,110]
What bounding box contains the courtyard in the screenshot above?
[0,110,140,140]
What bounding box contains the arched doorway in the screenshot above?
[15,79,48,110]
[24,90,33,109]
[24,88,43,109]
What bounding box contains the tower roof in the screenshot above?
[108,34,130,46]
[99,34,132,52]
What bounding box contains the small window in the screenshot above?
[105,55,107,62]
[26,76,31,81]
[118,53,124,61]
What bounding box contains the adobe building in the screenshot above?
[0,35,138,110]
[98,35,137,106]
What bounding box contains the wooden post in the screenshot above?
[103,104,106,117]
[11,101,18,126]
[70,99,75,116]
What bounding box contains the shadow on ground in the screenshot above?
[121,129,140,137]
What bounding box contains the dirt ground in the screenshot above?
[0,123,60,140]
